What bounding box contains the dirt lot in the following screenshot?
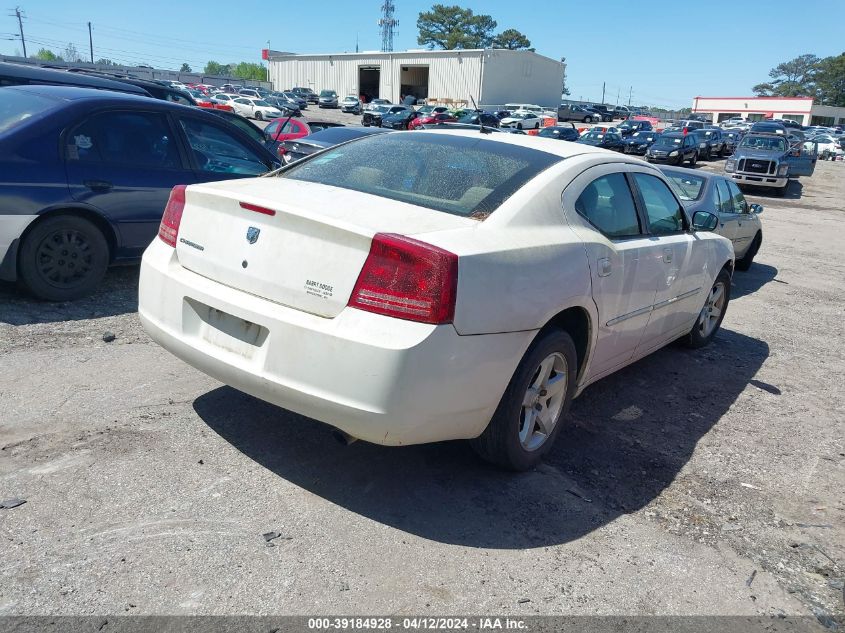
[0,151,843,625]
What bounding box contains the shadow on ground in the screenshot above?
[743,179,803,200]
[194,327,769,548]
[0,266,139,326]
[731,263,779,299]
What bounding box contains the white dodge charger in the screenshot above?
[139,130,733,470]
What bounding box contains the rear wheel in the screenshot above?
[471,330,577,471]
[735,232,762,271]
[683,268,731,348]
[18,215,109,302]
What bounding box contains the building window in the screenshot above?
[811,115,836,126]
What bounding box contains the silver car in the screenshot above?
[660,166,763,271]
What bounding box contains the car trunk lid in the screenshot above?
[174,178,476,318]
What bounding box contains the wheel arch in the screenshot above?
[22,207,118,265]
[535,305,593,383]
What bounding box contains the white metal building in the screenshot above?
[267,49,565,108]
[692,96,845,126]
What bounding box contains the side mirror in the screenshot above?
[692,211,719,232]
[749,203,763,214]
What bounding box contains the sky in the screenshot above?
[2,0,842,109]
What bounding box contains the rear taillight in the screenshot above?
[348,233,458,325]
[158,185,187,247]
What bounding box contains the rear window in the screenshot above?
[281,133,562,218]
[662,170,707,201]
[0,90,59,133]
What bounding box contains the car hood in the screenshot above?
[733,149,782,159]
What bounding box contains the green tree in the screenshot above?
[231,61,266,80]
[180,63,192,73]
[491,28,533,51]
[34,48,62,62]
[95,58,115,66]
[417,4,497,49]
[204,61,231,76]
[815,53,845,106]
[754,54,819,97]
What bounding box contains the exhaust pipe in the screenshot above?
[332,429,358,446]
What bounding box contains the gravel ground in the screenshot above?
[0,154,843,625]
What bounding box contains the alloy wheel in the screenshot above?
[518,352,568,451]
[698,280,726,338]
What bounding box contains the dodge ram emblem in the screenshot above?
[246,227,260,244]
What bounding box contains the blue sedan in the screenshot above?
[0,85,280,301]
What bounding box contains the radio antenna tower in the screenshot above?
[379,1,398,52]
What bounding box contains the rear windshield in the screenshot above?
[662,170,706,201]
[281,133,562,218]
[0,90,59,134]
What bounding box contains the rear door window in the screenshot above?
[66,110,182,169]
[715,179,732,214]
[632,173,685,234]
[179,118,269,175]
[574,173,641,238]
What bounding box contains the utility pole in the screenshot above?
[87,22,93,63]
[628,86,633,107]
[616,87,620,107]
[14,7,26,58]
[601,81,605,105]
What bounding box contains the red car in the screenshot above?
[189,90,234,112]
[408,112,458,130]
[263,118,312,158]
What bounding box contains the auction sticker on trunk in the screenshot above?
[305,279,333,299]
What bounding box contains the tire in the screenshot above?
[254,111,263,121]
[774,181,788,197]
[583,116,591,123]
[683,268,731,349]
[688,151,697,166]
[517,123,523,130]
[18,214,109,302]
[720,146,728,158]
[735,232,761,271]
[471,330,578,471]
[534,123,540,129]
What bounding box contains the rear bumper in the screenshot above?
[0,214,38,281]
[138,240,532,446]
[729,173,787,188]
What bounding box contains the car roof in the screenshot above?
[660,165,714,181]
[5,83,207,113]
[0,61,149,96]
[417,128,632,160]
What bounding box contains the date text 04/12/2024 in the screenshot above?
[307,617,528,630]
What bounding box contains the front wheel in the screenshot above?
[688,151,697,166]
[18,215,109,301]
[254,111,263,121]
[683,269,731,349]
[735,232,762,271]
[471,330,577,471]
[517,123,523,130]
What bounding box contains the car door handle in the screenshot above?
[597,257,612,277]
[663,247,673,263]
[83,180,113,191]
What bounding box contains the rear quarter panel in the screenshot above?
[424,161,595,336]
